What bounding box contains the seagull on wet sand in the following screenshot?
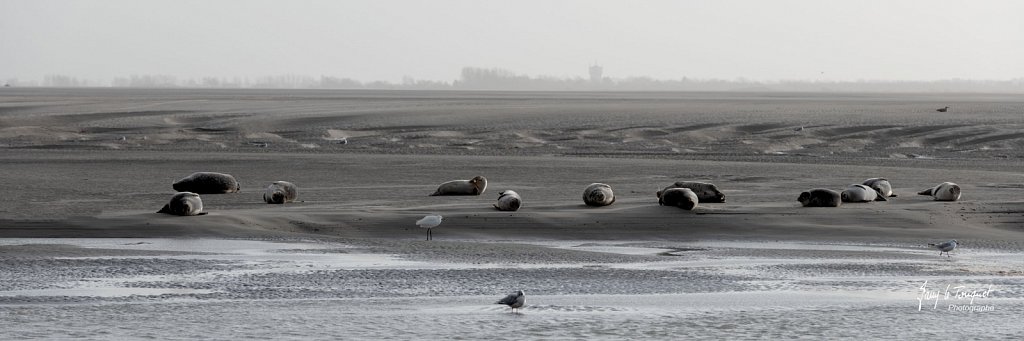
[496,290,525,313]
[415,214,442,240]
[929,239,958,257]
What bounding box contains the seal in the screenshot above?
[841,184,887,202]
[493,190,522,211]
[430,176,487,196]
[797,188,842,207]
[157,192,207,216]
[657,181,725,203]
[263,181,298,204]
[863,178,897,197]
[583,183,615,207]
[172,172,240,194]
[658,187,699,210]
[917,182,961,201]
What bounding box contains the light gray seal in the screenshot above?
[172,172,240,194]
[493,190,522,211]
[263,181,298,204]
[157,192,207,216]
[917,182,961,201]
[657,181,725,203]
[658,187,699,210]
[841,184,887,202]
[430,176,487,196]
[863,178,897,197]
[583,183,615,207]
[798,188,842,207]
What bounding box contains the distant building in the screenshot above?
[589,65,603,83]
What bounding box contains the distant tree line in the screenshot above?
[8,69,1024,93]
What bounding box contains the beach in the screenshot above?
[1,88,1023,339]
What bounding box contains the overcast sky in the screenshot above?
[2,0,1022,83]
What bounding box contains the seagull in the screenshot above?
[415,214,442,241]
[936,106,949,112]
[928,239,958,257]
[496,289,525,313]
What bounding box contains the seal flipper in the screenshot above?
[917,188,934,196]
[197,212,209,215]
[157,204,171,214]
[873,189,888,201]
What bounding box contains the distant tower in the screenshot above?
[589,64,603,83]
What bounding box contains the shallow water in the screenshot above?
[1,238,1022,339]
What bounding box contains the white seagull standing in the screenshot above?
[929,239,958,257]
[416,214,443,241]
[496,290,526,313]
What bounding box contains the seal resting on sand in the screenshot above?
[493,190,522,211]
[797,188,842,207]
[263,181,298,204]
[841,184,887,202]
[172,172,240,194]
[658,187,699,210]
[657,181,725,203]
[863,178,897,197]
[430,176,487,196]
[157,192,207,216]
[583,183,615,207]
[917,182,961,201]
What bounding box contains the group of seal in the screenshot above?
[158,172,300,216]
[428,175,518,211]
[655,181,726,211]
[157,172,961,223]
[160,172,242,216]
[429,177,726,212]
[798,178,961,207]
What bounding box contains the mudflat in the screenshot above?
[1,89,1022,339]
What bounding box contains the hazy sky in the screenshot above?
[2,0,1023,83]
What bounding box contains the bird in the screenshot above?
[928,239,958,257]
[794,126,804,132]
[936,106,950,112]
[415,214,442,241]
[496,290,525,313]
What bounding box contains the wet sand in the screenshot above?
[1,89,1023,338]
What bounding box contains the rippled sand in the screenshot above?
[1,89,1023,338]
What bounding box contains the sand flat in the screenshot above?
[1,88,1023,338]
